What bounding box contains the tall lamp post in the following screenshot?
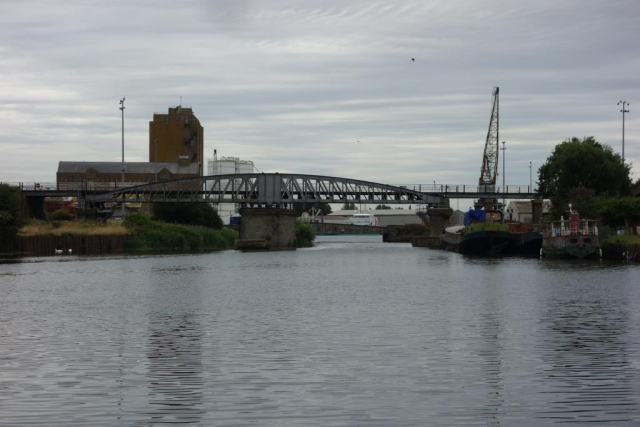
[119,97,125,216]
[500,141,506,208]
[154,139,158,181]
[529,161,532,193]
[618,101,630,162]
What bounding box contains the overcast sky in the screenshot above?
[1,0,638,188]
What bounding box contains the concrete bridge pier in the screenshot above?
[427,206,453,237]
[237,208,297,250]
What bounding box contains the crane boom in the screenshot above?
[479,87,499,186]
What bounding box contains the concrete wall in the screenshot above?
[377,214,422,227]
[311,223,385,235]
[239,208,297,249]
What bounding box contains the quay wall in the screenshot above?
[11,234,130,256]
[311,223,385,235]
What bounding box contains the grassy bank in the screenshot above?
[601,234,640,260]
[20,220,129,236]
[15,215,237,254]
[123,213,237,251]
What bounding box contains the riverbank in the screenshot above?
[3,216,238,256]
[123,213,237,252]
[601,234,640,261]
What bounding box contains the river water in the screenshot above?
[1,235,640,426]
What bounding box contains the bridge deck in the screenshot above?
[11,175,538,204]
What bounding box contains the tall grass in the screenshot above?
[19,220,129,236]
[124,212,237,251]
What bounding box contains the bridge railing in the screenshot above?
[6,182,152,191]
[392,184,537,194]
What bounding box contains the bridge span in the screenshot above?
[13,173,538,205]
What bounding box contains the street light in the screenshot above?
[119,97,125,216]
[154,139,158,181]
[529,161,532,192]
[617,101,630,162]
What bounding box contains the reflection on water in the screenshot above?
[1,235,640,426]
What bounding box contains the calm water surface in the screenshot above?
[1,235,640,426]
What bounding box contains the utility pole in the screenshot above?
[154,139,158,181]
[529,161,532,193]
[618,101,630,161]
[501,141,506,207]
[119,97,125,217]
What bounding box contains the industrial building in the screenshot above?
[56,161,199,187]
[207,154,255,224]
[149,106,204,176]
[57,106,204,189]
[504,200,551,223]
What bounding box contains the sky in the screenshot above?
[1,0,638,188]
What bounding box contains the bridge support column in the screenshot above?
[23,196,45,220]
[427,207,453,237]
[238,208,297,250]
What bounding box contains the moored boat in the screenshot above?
[441,209,515,255]
[542,209,599,259]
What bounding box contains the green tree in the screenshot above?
[0,184,24,252]
[538,137,632,217]
[152,202,223,229]
[295,220,316,247]
[342,202,357,210]
[375,204,392,210]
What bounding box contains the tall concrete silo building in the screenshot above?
[149,106,204,176]
[207,153,255,224]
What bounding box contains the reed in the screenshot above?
[19,220,129,236]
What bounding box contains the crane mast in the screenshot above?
[479,87,499,187]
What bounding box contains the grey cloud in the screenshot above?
[0,0,638,186]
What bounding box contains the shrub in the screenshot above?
[152,202,223,229]
[50,209,74,221]
[296,220,316,247]
[76,208,99,220]
[123,212,152,229]
[123,211,237,251]
[0,184,24,252]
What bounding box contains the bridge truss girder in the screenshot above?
[85,173,444,206]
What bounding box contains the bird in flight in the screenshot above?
[411,58,415,62]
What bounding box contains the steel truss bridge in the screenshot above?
[12,173,538,205]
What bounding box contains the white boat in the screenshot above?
[348,213,378,226]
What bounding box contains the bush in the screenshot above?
[296,220,316,247]
[123,212,237,251]
[0,184,24,253]
[152,202,223,229]
[50,209,74,221]
[123,212,152,229]
[76,208,99,220]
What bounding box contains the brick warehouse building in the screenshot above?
[57,106,204,187]
[56,161,199,187]
[149,106,204,177]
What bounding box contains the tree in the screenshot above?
[538,137,632,217]
[342,202,357,210]
[0,184,24,252]
[375,204,392,210]
[152,202,223,229]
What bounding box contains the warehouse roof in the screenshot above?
[57,161,199,175]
